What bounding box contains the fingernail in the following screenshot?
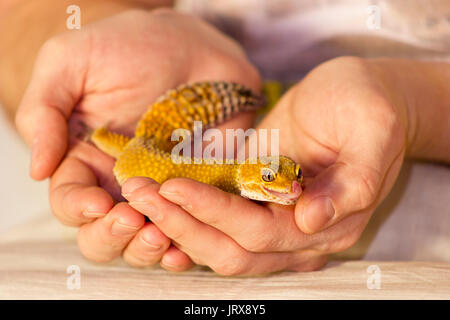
[128,201,163,222]
[111,220,140,236]
[139,235,161,250]
[122,177,157,197]
[83,210,107,218]
[303,197,335,233]
[158,190,192,210]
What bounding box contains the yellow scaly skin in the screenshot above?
[91,81,303,205]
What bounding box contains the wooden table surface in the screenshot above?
[1,216,449,300]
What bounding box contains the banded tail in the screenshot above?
[135,81,265,152]
[91,127,131,159]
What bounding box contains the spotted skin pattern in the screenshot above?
[91,81,303,205]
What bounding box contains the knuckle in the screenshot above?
[373,99,404,136]
[77,230,114,263]
[167,227,185,243]
[39,36,67,59]
[241,231,276,253]
[240,212,288,253]
[203,191,233,225]
[366,94,405,148]
[52,186,83,227]
[50,191,83,227]
[201,207,222,227]
[355,166,381,210]
[211,246,249,276]
[109,239,126,253]
[242,238,267,253]
[381,106,406,150]
[232,213,278,253]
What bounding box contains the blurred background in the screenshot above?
[0,106,50,233]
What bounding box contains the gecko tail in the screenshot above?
[90,126,131,159]
[71,120,126,158]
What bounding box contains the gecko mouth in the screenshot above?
[261,181,302,203]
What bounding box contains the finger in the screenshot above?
[64,137,121,200]
[15,36,87,179]
[78,202,145,263]
[50,157,114,226]
[158,178,312,253]
[160,246,195,272]
[122,223,171,267]
[122,177,302,276]
[16,105,68,180]
[123,177,227,263]
[120,176,157,198]
[295,128,405,234]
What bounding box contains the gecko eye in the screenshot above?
[295,164,302,179]
[261,168,275,182]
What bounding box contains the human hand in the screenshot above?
[120,56,410,275]
[15,8,261,267]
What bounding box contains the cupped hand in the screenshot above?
[121,56,409,275]
[15,8,261,268]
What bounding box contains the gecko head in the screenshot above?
[236,156,303,205]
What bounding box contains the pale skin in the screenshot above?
[3,3,450,275]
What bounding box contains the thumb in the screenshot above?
[295,145,404,234]
[295,159,383,234]
[15,37,87,180]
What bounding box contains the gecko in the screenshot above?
[90,81,303,205]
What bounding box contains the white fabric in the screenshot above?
[177,0,450,81]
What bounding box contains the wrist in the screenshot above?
[368,58,450,163]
